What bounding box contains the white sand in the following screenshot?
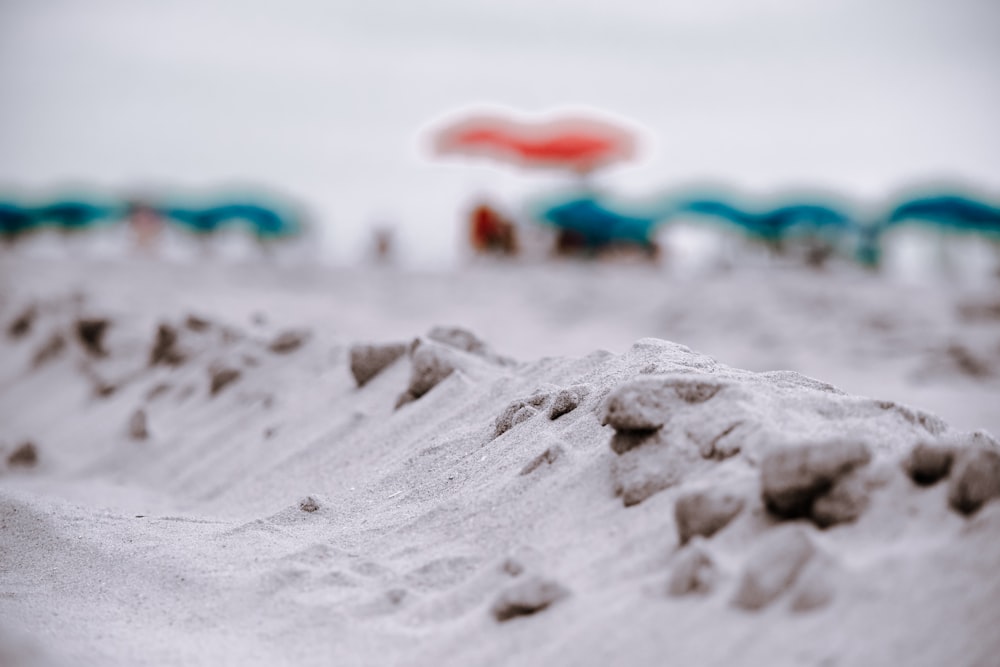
[2,257,999,666]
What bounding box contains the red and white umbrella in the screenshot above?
[432,112,638,175]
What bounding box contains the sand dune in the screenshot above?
[2,258,999,666]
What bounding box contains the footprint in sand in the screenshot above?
[6,304,37,339]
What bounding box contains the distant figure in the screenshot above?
[554,228,587,256]
[372,226,395,263]
[469,203,518,256]
[126,201,165,255]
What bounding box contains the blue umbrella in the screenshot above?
[0,202,37,239]
[31,199,121,231]
[162,202,300,239]
[161,206,221,235]
[536,195,665,253]
[887,194,1000,237]
[677,198,851,245]
[218,203,300,239]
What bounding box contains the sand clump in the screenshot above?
[395,334,507,408]
[298,496,321,513]
[905,441,956,486]
[148,316,237,369]
[6,441,38,468]
[74,317,110,357]
[898,433,1000,516]
[427,325,512,366]
[947,446,1000,515]
[269,330,310,354]
[6,304,36,339]
[602,375,726,431]
[674,488,745,545]
[495,392,550,438]
[491,576,569,622]
[809,471,872,528]
[760,440,872,524]
[149,323,187,366]
[350,342,407,387]
[396,339,462,407]
[610,437,705,506]
[594,359,874,506]
[601,372,739,506]
[209,365,242,396]
[548,384,591,420]
[185,314,212,332]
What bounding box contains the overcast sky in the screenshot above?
[1,0,998,264]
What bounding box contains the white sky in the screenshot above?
[1,0,998,264]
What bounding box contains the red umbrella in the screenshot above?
[433,112,637,175]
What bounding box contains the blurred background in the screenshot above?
[2,0,999,267]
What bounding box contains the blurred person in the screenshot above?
[468,202,518,257]
[371,225,396,264]
[553,227,587,257]
[126,200,165,256]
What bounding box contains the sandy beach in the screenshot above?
[2,257,999,666]
[3,0,999,663]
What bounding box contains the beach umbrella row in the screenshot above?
[1,200,122,238]
[886,195,1000,237]
[0,196,303,242]
[527,188,1000,266]
[430,108,999,267]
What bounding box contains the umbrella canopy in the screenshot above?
[161,202,300,239]
[0,203,36,239]
[535,194,664,249]
[433,112,637,174]
[887,194,1000,236]
[31,200,122,231]
[677,198,852,244]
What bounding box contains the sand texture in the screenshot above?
[2,259,1000,666]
